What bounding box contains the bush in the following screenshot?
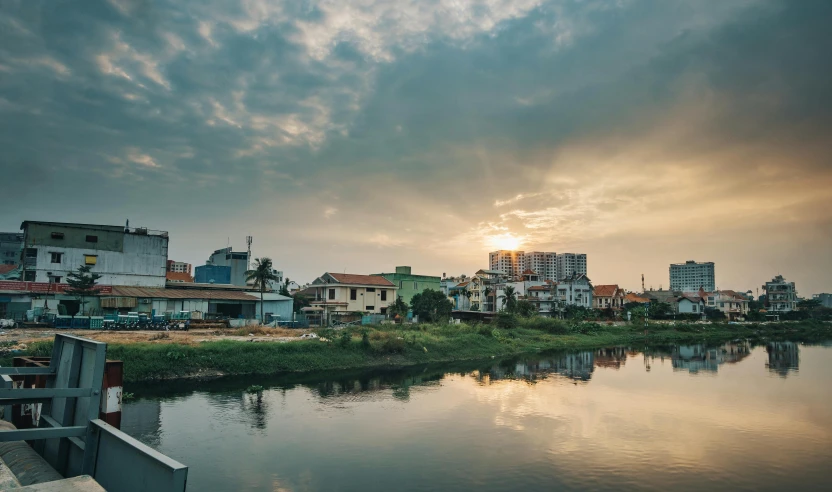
[338,330,352,347]
[361,329,370,349]
[381,336,406,354]
[521,317,569,334]
[495,313,518,330]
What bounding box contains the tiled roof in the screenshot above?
[109,286,258,301]
[326,273,395,287]
[625,293,650,303]
[165,272,194,283]
[522,269,538,275]
[0,264,18,274]
[593,284,620,297]
[678,294,703,303]
[528,285,552,291]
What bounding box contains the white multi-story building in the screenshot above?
[670,260,715,292]
[166,260,192,274]
[763,275,797,312]
[524,251,558,282]
[489,250,525,278]
[309,273,397,319]
[20,221,168,287]
[556,253,587,281]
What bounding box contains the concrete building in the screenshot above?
[19,221,168,287]
[489,250,525,278]
[194,264,231,284]
[556,253,587,281]
[763,275,797,312]
[702,290,749,320]
[593,284,625,311]
[556,274,593,308]
[813,293,832,308]
[308,273,397,318]
[0,232,22,266]
[206,247,250,286]
[166,260,192,275]
[669,260,715,292]
[372,266,441,305]
[524,251,558,282]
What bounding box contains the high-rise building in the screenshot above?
[166,260,192,275]
[669,260,715,292]
[556,253,587,281]
[524,251,558,282]
[489,250,525,278]
[0,232,22,266]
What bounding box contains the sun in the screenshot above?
[489,233,523,251]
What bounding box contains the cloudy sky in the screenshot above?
[1,0,830,294]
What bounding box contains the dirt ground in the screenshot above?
[0,326,313,349]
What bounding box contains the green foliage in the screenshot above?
[410,289,453,323]
[361,329,370,349]
[514,300,537,317]
[65,265,102,315]
[565,305,594,321]
[501,286,518,313]
[521,317,569,334]
[245,257,281,322]
[648,302,674,320]
[338,330,353,347]
[246,385,264,393]
[122,392,135,400]
[494,313,518,330]
[704,307,726,321]
[292,293,310,314]
[797,299,821,310]
[279,278,292,297]
[389,296,410,318]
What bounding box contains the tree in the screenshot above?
[410,289,453,323]
[292,293,310,314]
[278,278,292,297]
[389,296,410,318]
[483,287,493,312]
[65,265,102,315]
[797,299,821,311]
[515,300,537,317]
[245,258,280,323]
[501,286,517,313]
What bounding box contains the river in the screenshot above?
[122,341,832,491]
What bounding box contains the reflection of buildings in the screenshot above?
[766,342,799,377]
[671,343,751,374]
[595,347,628,369]
[495,352,596,382]
[121,400,162,448]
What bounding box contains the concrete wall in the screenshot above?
[27,232,167,287]
[311,285,396,313]
[376,272,441,305]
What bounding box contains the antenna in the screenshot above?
[641,274,645,292]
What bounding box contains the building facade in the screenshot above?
[524,251,558,282]
[206,247,250,286]
[676,294,705,315]
[556,274,593,308]
[166,260,192,275]
[670,260,715,292]
[489,250,525,278]
[814,293,832,309]
[0,232,22,266]
[703,290,749,320]
[763,275,797,312]
[556,253,587,281]
[309,273,397,317]
[372,266,441,305]
[19,221,168,287]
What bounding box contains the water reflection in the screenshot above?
[766,342,800,377]
[122,340,831,492]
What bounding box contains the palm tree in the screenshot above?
[502,285,517,313]
[245,258,280,324]
[484,287,493,312]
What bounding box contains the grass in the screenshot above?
[2,319,830,383]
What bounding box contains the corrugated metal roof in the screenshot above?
[109,286,258,301]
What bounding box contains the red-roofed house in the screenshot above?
[309,272,397,318]
[593,284,625,310]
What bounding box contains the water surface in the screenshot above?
[123,341,832,491]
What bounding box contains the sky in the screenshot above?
[1,0,831,295]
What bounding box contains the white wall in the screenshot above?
[312,285,396,313]
[32,233,167,287]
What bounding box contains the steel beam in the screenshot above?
[0,388,94,399]
[0,425,87,441]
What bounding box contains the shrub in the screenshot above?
[338,330,352,347]
[361,329,370,349]
[495,313,518,330]
[521,317,569,334]
[381,335,406,354]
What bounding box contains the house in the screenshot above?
[763,275,797,312]
[372,266,441,305]
[526,284,559,317]
[308,273,397,321]
[676,294,705,316]
[624,293,651,304]
[556,274,593,308]
[593,284,625,310]
[19,221,168,287]
[448,281,473,310]
[700,288,749,320]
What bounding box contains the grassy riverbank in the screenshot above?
[6,319,831,382]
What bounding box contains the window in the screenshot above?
[85,255,97,265]
[366,305,374,310]
[50,252,62,263]
[366,288,375,292]
[381,290,387,301]
[86,235,98,243]
[24,271,36,281]
[25,248,37,258]
[719,302,724,308]
[328,289,335,300]
[51,276,62,284]
[350,289,357,300]
[413,282,418,290]
[51,232,64,239]
[692,305,697,313]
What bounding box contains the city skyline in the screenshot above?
[1,0,831,294]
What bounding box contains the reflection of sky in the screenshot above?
[123,344,832,491]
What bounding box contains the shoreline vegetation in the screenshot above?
[6,319,831,383]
